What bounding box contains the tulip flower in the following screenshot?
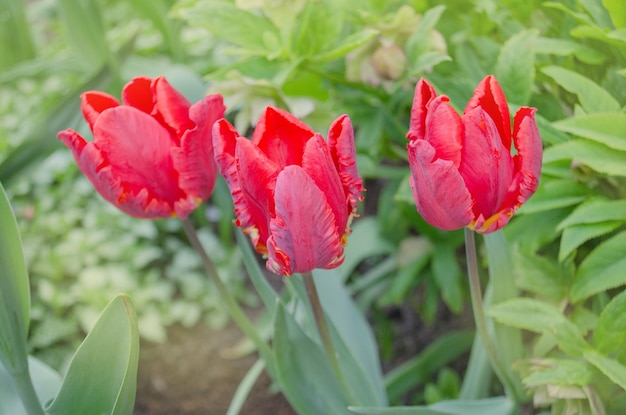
[213,106,364,276]
[407,76,542,233]
[58,76,225,219]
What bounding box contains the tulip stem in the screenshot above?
[303,272,355,404]
[464,228,517,400]
[181,219,273,364]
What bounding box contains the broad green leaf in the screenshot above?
[513,248,565,301]
[406,5,446,65]
[349,397,515,415]
[554,113,626,151]
[314,29,379,63]
[46,294,139,415]
[603,0,626,28]
[0,183,30,374]
[559,221,622,262]
[543,140,626,177]
[557,199,626,230]
[431,245,463,313]
[495,29,537,105]
[572,231,626,303]
[175,0,281,54]
[542,66,620,113]
[314,270,388,406]
[532,37,605,64]
[385,331,473,403]
[594,290,626,355]
[518,179,590,215]
[522,358,596,386]
[0,0,36,70]
[584,350,626,391]
[0,356,61,415]
[487,298,588,356]
[273,301,350,415]
[292,0,343,58]
[339,217,395,281]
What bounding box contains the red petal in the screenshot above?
[172,94,225,209]
[459,106,515,219]
[252,106,315,168]
[302,134,348,236]
[81,92,119,132]
[408,139,473,230]
[424,96,463,167]
[152,77,195,138]
[465,75,511,150]
[266,166,344,276]
[91,106,186,217]
[327,115,364,214]
[407,78,438,142]
[122,76,154,114]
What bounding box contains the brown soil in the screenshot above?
[134,323,295,415]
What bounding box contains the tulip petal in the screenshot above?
[81,92,119,132]
[302,134,348,235]
[465,75,511,150]
[172,94,225,214]
[266,166,344,276]
[92,106,185,217]
[407,78,438,142]
[407,139,473,230]
[121,76,154,114]
[459,106,515,220]
[327,114,364,213]
[152,77,195,138]
[213,120,272,252]
[252,106,315,168]
[423,96,463,167]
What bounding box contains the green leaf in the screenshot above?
[554,113,626,151]
[0,0,36,70]
[557,199,626,230]
[0,183,30,374]
[46,294,139,415]
[431,246,463,313]
[559,221,622,262]
[0,356,62,415]
[522,358,596,386]
[584,350,626,391]
[384,331,473,403]
[314,29,380,63]
[513,248,565,301]
[603,0,626,28]
[543,140,626,177]
[273,301,350,415]
[572,231,626,303]
[339,217,395,281]
[292,0,343,58]
[495,29,537,105]
[518,179,591,215]
[542,66,620,113]
[487,298,588,356]
[349,397,515,415]
[532,37,605,64]
[594,290,626,355]
[226,359,265,415]
[406,5,446,64]
[175,0,280,54]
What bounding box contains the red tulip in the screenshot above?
[213,107,364,276]
[57,76,225,219]
[407,76,542,233]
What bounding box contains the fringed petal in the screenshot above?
[252,106,315,168]
[407,78,438,142]
[152,76,195,139]
[327,114,364,213]
[465,75,511,150]
[81,92,119,132]
[408,139,474,230]
[424,96,463,167]
[266,166,344,276]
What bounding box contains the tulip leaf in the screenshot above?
[554,113,626,151]
[559,221,622,262]
[273,301,350,415]
[430,245,463,314]
[495,29,537,106]
[543,140,626,177]
[349,397,515,415]
[487,298,588,356]
[339,217,395,281]
[583,350,626,391]
[594,290,626,356]
[557,199,626,230]
[542,66,620,113]
[571,231,626,303]
[46,294,139,415]
[0,183,30,374]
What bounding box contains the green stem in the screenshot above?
[12,368,45,415]
[302,272,355,404]
[181,219,273,363]
[464,228,517,400]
